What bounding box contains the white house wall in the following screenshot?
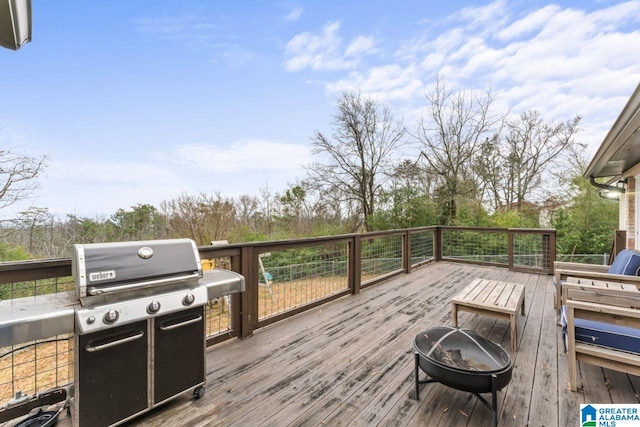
[629,176,637,249]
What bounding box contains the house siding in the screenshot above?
[628,176,636,249]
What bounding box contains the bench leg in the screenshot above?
[567,310,579,391]
[510,313,517,351]
[451,302,458,327]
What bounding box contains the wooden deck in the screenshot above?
[59,262,640,426]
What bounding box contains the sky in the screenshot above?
[1,0,639,220]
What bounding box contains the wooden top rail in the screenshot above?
[0,226,556,288]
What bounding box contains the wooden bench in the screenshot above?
[553,261,640,309]
[451,278,525,351]
[563,283,640,391]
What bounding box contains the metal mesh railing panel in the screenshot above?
[361,235,403,284]
[0,276,74,300]
[410,230,434,266]
[1,277,75,402]
[200,256,233,338]
[556,254,609,265]
[0,335,72,403]
[512,233,551,270]
[441,229,508,265]
[258,244,349,320]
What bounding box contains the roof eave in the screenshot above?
[584,82,640,180]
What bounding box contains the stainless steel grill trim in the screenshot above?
[73,245,87,300]
[86,272,201,296]
[85,331,145,352]
[158,315,203,331]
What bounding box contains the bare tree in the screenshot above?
[0,149,47,212]
[236,194,260,226]
[414,77,499,224]
[56,214,112,251]
[307,92,405,231]
[475,111,582,211]
[161,192,236,245]
[12,207,51,253]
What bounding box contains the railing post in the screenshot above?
[404,230,412,274]
[240,246,257,338]
[349,236,362,295]
[434,226,442,262]
[507,229,514,270]
[230,253,242,336]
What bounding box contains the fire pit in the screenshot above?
[413,326,512,427]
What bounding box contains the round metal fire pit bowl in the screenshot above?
[413,326,512,426]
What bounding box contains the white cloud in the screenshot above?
[284,6,303,22]
[217,46,254,67]
[28,139,312,218]
[283,21,376,71]
[302,1,640,158]
[50,161,175,186]
[344,36,376,57]
[344,1,640,115]
[135,16,217,37]
[450,0,510,34]
[30,156,185,218]
[496,5,560,41]
[172,139,312,173]
[136,14,254,69]
[327,64,423,101]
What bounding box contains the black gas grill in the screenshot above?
[0,238,245,427]
[69,238,243,427]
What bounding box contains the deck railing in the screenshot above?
[0,226,555,402]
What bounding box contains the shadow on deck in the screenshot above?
[59,262,640,426]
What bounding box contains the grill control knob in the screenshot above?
[103,309,119,324]
[183,293,195,306]
[147,300,161,314]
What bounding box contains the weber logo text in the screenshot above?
[89,270,116,282]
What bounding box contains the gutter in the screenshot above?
[588,176,626,193]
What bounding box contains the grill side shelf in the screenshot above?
[200,269,246,299]
[0,293,75,347]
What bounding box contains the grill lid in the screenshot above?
[73,239,202,301]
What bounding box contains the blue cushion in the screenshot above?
[608,249,640,275]
[561,305,640,354]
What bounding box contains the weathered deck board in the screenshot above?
[526,273,559,427]
[49,262,640,427]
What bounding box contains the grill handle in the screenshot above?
[87,272,201,296]
[159,315,203,331]
[85,331,144,352]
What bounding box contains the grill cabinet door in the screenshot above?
[77,320,148,427]
[154,306,205,404]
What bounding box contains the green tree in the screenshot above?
[370,160,439,229]
[278,185,307,230]
[109,204,167,241]
[0,241,31,261]
[553,176,618,255]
